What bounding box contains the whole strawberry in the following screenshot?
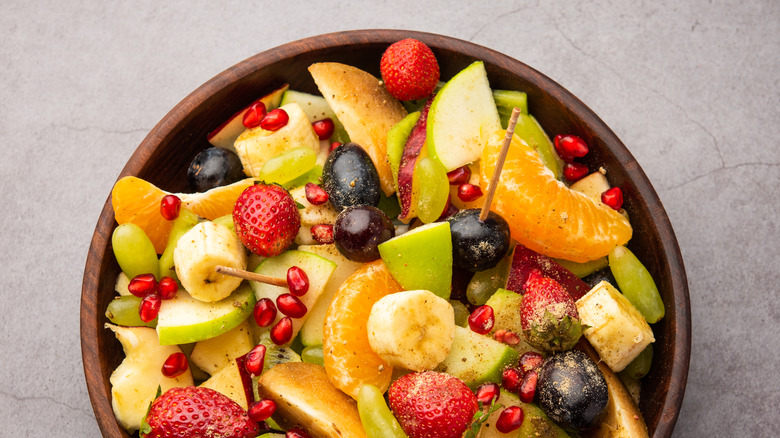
[380,38,440,101]
[233,182,300,257]
[521,275,583,353]
[141,386,259,438]
[388,371,478,438]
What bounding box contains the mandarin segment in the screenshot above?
[322,260,403,399]
[111,176,256,254]
[480,131,632,263]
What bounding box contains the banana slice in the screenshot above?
[174,221,247,302]
[234,102,321,178]
[576,280,654,372]
[367,289,455,371]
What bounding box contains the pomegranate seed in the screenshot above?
[277,294,307,318]
[161,352,189,378]
[157,276,178,300]
[286,427,311,438]
[468,305,495,334]
[502,330,521,346]
[270,317,293,345]
[242,101,267,129]
[563,162,589,182]
[496,406,524,433]
[475,382,500,405]
[253,298,277,327]
[519,351,544,373]
[139,294,161,322]
[260,108,289,131]
[553,135,574,162]
[519,370,538,403]
[554,134,588,159]
[458,183,483,202]
[312,118,335,140]
[502,367,523,393]
[287,266,309,297]
[493,329,507,343]
[305,183,329,205]
[311,224,334,244]
[447,165,471,185]
[601,187,624,210]
[248,399,277,422]
[128,273,158,298]
[245,344,266,375]
[329,141,342,152]
[160,194,181,221]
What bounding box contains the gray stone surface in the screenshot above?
[1,0,778,436]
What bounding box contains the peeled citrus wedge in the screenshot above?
[480,131,632,263]
[111,176,256,253]
[322,260,403,400]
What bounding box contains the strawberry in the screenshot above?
[141,386,259,438]
[233,182,301,257]
[380,38,440,101]
[388,371,478,438]
[520,275,583,353]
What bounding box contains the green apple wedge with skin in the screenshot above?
[296,244,362,347]
[107,324,193,432]
[378,221,453,299]
[426,61,501,171]
[251,250,336,345]
[436,325,518,389]
[156,283,256,345]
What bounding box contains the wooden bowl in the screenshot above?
[81,30,690,437]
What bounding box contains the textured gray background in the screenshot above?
[2,0,778,436]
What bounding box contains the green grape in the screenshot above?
[257,146,317,185]
[301,345,324,366]
[105,296,156,327]
[112,223,160,280]
[554,256,609,278]
[158,209,201,280]
[412,157,450,224]
[609,245,665,323]
[622,344,653,379]
[449,300,470,327]
[466,255,511,305]
[357,384,408,438]
[283,164,323,189]
[514,113,564,180]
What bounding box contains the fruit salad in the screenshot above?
[104,38,665,438]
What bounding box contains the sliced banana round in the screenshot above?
[367,289,455,371]
[174,221,247,302]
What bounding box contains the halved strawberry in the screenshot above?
[520,275,583,353]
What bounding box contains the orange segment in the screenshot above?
[181,178,256,220]
[111,176,256,253]
[322,260,404,400]
[480,131,632,263]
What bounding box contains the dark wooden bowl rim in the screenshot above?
[81,29,690,438]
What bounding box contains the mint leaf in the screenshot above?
[464,399,503,438]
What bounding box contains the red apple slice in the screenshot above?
[207,83,289,151]
[505,243,591,301]
[398,98,432,220]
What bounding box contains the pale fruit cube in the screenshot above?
[200,358,249,409]
[576,281,655,372]
[190,320,254,375]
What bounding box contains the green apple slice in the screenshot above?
[436,325,518,388]
[378,222,453,299]
[426,61,501,171]
[156,283,255,345]
[296,244,362,347]
[251,250,336,344]
[279,89,349,143]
